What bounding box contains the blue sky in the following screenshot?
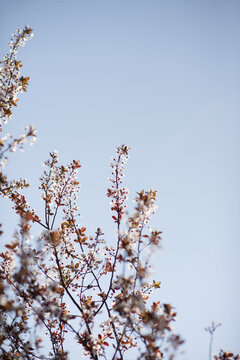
[1,0,240,359]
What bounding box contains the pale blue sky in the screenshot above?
[1,0,240,359]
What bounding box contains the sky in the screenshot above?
[0,0,240,359]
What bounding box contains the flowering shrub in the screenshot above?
[0,27,239,360]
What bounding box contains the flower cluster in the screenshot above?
[107,145,130,226]
[0,26,33,130]
[0,125,36,168]
[214,351,240,360]
[39,151,81,230]
[121,189,160,257]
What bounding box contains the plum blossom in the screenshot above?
[0,26,33,130]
